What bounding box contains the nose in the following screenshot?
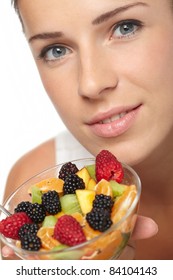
[78,46,118,99]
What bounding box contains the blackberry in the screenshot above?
[93,194,114,212]
[15,201,45,223]
[21,234,41,251]
[63,174,85,194]
[18,223,39,240]
[27,203,46,223]
[59,162,79,180]
[86,208,112,232]
[42,190,61,214]
[14,201,32,214]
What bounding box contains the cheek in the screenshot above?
[123,34,173,95]
[38,67,79,123]
[39,68,72,104]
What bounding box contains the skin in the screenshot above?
[3,0,173,259]
[18,0,173,165]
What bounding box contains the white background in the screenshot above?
[0,1,65,202]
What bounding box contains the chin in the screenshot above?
[96,143,149,167]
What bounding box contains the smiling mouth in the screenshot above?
[88,104,142,138]
[99,111,128,124]
[89,104,141,125]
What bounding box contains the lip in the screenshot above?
[87,104,142,138]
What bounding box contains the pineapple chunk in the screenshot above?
[87,178,97,190]
[76,167,91,187]
[76,189,95,214]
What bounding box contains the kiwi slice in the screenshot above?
[42,215,57,227]
[85,164,96,180]
[31,185,42,204]
[51,245,83,260]
[50,244,83,260]
[110,180,127,197]
[60,194,82,214]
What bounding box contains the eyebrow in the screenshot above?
[28,2,148,43]
[92,2,148,25]
[29,31,64,43]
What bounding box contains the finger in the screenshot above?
[1,246,15,258]
[131,215,158,240]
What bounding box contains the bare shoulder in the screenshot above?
[3,138,56,201]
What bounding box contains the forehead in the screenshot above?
[17,0,172,35]
[17,0,117,36]
[18,0,122,24]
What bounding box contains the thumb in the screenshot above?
[131,215,158,240]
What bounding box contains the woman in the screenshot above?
[4,0,173,259]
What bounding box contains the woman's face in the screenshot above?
[18,0,173,165]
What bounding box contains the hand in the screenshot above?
[118,215,158,259]
[1,245,17,259]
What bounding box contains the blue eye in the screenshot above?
[112,20,142,38]
[39,45,71,61]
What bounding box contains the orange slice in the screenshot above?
[37,227,60,250]
[70,212,85,226]
[28,177,64,194]
[83,223,113,255]
[95,179,113,197]
[83,222,100,240]
[83,222,124,260]
[92,230,123,260]
[54,211,64,219]
[111,184,137,224]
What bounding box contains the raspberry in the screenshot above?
[20,234,41,251]
[0,212,32,240]
[42,190,61,214]
[63,174,85,194]
[86,208,112,232]
[59,162,79,180]
[96,150,124,183]
[18,223,39,240]
[54,215,86,246]
[92,194,114,212]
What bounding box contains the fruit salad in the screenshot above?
[0,150,141,260]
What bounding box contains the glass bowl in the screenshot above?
[0,158,141,260]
